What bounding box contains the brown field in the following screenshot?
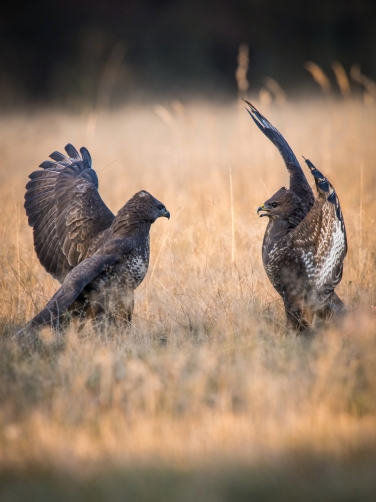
[1,99,376,501]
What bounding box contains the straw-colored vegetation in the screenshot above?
[1,99,376,500]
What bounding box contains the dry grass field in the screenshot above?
[0,99,376,500]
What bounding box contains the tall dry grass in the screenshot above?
[0,99,376,500]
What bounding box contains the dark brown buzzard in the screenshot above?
[19,144,169,335]
[244,102,347,332]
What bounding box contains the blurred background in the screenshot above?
[2,0,376,108]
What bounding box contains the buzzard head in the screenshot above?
[257,187,303,221]
[130,190,170,223]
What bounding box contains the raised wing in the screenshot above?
[293,159,347,306]
[24,144,115,283]
[243,100,315,212]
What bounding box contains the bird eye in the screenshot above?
[157,204,164,210]
[271,202,278,208]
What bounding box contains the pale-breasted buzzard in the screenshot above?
[245,102,347,332]
[20,144,170,334]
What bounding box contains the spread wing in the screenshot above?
[243,100,315,212]
[292,159,347,305]
[24,144,115,283]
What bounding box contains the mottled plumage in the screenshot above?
[245,102,347,332]
[20,144,170,335]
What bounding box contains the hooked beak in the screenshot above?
[257,203,272,218]
[159,207,170,220]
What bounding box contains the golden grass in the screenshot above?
[1,99,376,500]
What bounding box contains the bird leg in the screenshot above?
[110,289,134,324]
[285,306,314,335]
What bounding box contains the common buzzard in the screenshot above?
[19,144,170,334]
[245,102,347,332]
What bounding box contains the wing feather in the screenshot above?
[19,238,135,332]
[19,254,120,330]
[244,100,315,212]
[80,147,92,167]
[24,144,115,283]
[292,160,347,305]
[64,143,81,160]
[49,151,71,163]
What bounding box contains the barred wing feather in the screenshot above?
[24,144,115,283]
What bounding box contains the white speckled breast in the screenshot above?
[116,234,150,289]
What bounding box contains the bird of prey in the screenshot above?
[244,101,347,332]
[20,144,170,334]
